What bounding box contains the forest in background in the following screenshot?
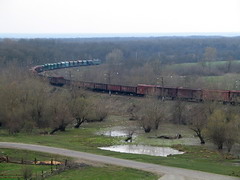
[0,36,240,67]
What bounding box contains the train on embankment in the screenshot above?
[31,59,240,104]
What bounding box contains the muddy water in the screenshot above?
[99,145,184,157]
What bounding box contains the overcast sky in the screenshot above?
[0,0,240,34]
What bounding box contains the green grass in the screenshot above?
[0,148,64,179]
[0,147,69,161]
[0,148,159,180]
[47,166,158,180]
[0,163,50,178]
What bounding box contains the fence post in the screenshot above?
[34,158,37,165]
[6,156,9,163]
[21,158,23,164]
[65,159,67,166]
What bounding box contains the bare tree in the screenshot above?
[171,100,186,125]
[127,103,139,120]
[187,104,208,144]
[139,97,165,133]
[70,96,91,128]
[86,97,108,122]
[46,90,73,134]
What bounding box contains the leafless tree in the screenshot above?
[187,104,209,144]
[127,103,139,120]
[171,100,187,125]
[70,96,91,128]
[86,97,108,122]
[139,97,165,133]
[46,90,73,134]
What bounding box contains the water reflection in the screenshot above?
[99,145,184,157]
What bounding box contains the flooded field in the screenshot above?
[99,145,184,157]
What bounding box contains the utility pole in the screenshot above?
[157,76,164,101]
[105,72,111,95]
[161,76,164,101]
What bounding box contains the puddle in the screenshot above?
[101,130,128,137]
[98,130,138,138]
[99,145,184,157]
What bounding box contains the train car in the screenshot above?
[77,60,83,65]
[87,60,93,65]
[69,61,74,67]
[137,84,178,99]
[120,85,137,94]
[93,59,101,65]
[65,62,70,67]
[229,90,240,104]
[73,61,77,66]
[82,60,87,65]
[177,87,202,101]
[61,62,66,68]
[107,84,122,92]
[57,62,61,68]
[137,84,156,95]
[49,76,66,86]
[155,86,178,99]
[53,63,58,69]
[94,83,107,91]
[72,81,85,88]
[203,89,230,102]
[83,82,95,89]
[30,65,43,73]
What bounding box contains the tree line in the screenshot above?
[1,36,240,67]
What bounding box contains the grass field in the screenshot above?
[169,60,240,69]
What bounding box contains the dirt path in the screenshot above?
[0,142,239,180]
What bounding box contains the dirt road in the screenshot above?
[0,142,239,180]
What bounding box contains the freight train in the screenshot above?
[31,59,240,104]
[48,77,240,104]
